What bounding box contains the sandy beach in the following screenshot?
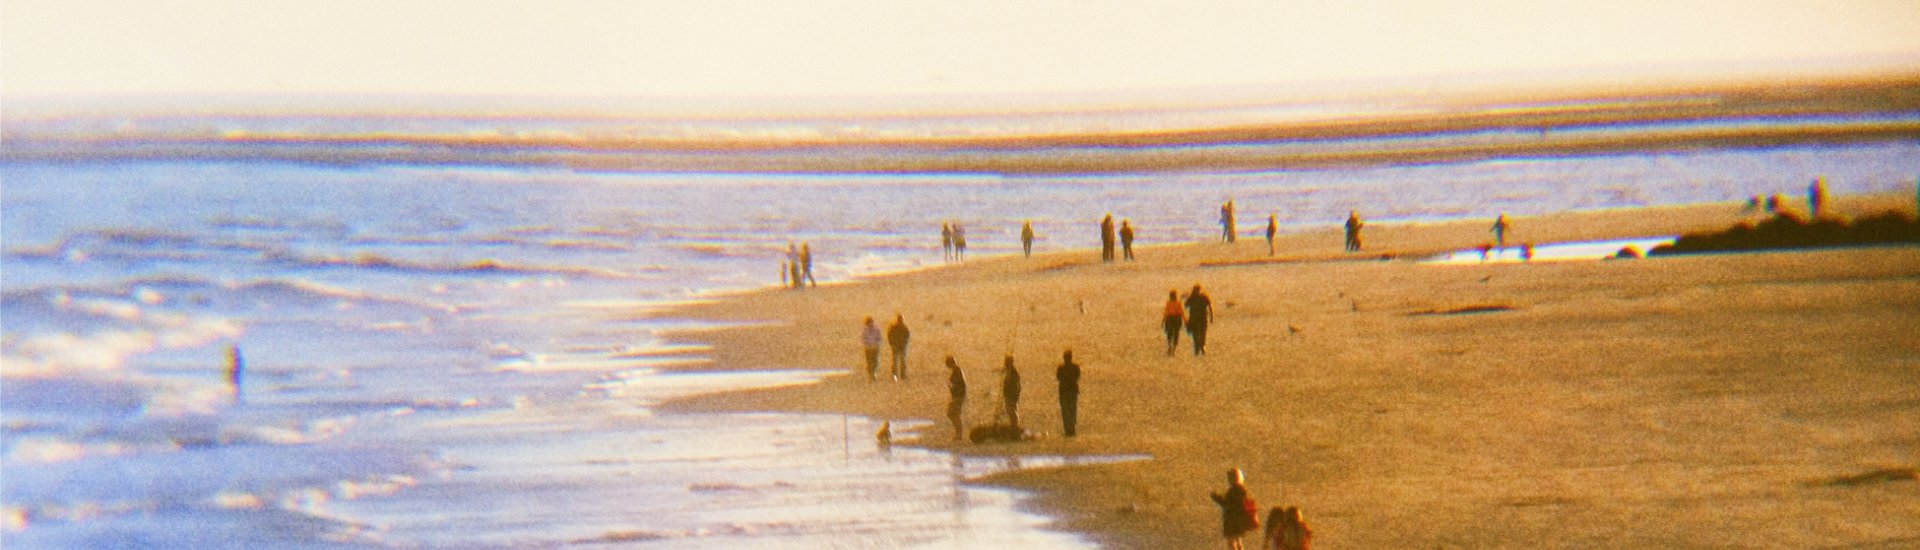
[662,192,1918,549]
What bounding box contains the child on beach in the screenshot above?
[1162,290,1184,356]
[1210,468,1258,550]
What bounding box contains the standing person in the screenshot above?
[1000,356,1021,428]
[1162,290,1185,356]
[1491,214,1511,248]
[945,356,967,441]
[953,223,967,261]
[1265,215,1277,256]
[800,242,816,287]
[1055,350,1081,438]
[1210,468,1258,550]
[941,223,954,262]
[1184,284,1214,356]
[1220,201,1234,242]
[1810,177,1830,219]
[861,317,883,382]
[1100,214,1116,262]
[227,344,245,405]
[1021,220,1035,258]
[1344,210,1364,252]
[786,241,802,289]
[780,261,790,288]
[1119,220,1136,261]
[886,314,911,381]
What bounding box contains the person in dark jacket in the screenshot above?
[1100,214,1116,262]
[1055,350,1081,437]
[1021,220,1035,258]
[946,356,967,441]
[1184,284,1214,356]
[1211,468,1256,550]
[1000,356,1021,428]
[1119,219,1135,261]
[1265,214,1277,256]
[886,314,911,381]
[1344,210,1364,252]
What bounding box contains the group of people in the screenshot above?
[1099,214,1136,262]
[1161,284,1214,356]
[781,241,817,289]
[1212,468,1312,550]
[938,350,1082,440]
[860,315,914,381]
[941,222,970,262]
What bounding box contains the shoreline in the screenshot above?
[655,192,1919,548]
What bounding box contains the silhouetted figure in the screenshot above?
[1000,356,1021,429]
[780,261,790,288]
[942,223,954,262]
[861,317,882,382]
[886,314,911,381]
[1766,194,1783,214]
[1021,220,1035,258]
[946,356,967,441]
[1119,220,1135,261]
[227,344,245,405]
[1491,213,1511,248]
[1162,289,1184,356]
[800,242,816,287]
[1263,506,1312,550]
[1344,210,1364,252]
[1810,177,1830,219]
[1056,350,1081,437]
[953,224,967,261]
[1185,284,1214,356]
[1221,200,1237,243]
[1100,214,1116,262]
[1211,468,1257,550]
[1265,215,1277,256]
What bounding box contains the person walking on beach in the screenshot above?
[1344,210,1364,252]
[1221,200,1237,243]
[1210,468,1258,550]
[1162,289,1185,356]
[946,356,967,441]
[861,317,883,382]
[1100,214,1116,262]
[887,314,911,381]
[1021,220,1035,258]
[800,242,816,287]
[1119,219,1136,261]
[1265,215,1277,256]
[780,261,790,288]
[942,223,954,262]
[1185,284,1214,356]
[1056,349,1081,438]
[953,223,967,261]
[1491,214,1511,248]
[786,241,803,289]
[1000,356,1021,428]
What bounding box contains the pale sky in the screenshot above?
[4,1,1919,111]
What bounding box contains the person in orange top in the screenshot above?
[1161,289,1184,356]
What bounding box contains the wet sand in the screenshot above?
[662,192,1920,548]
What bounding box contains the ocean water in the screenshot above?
[3,140,1918,548]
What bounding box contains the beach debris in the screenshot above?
[1812,467,1918,487]
[1409,304,1517,316]
[1287,324,1302,335]
[1611,245,1645,259]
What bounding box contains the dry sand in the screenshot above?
[662,193,1919,549]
